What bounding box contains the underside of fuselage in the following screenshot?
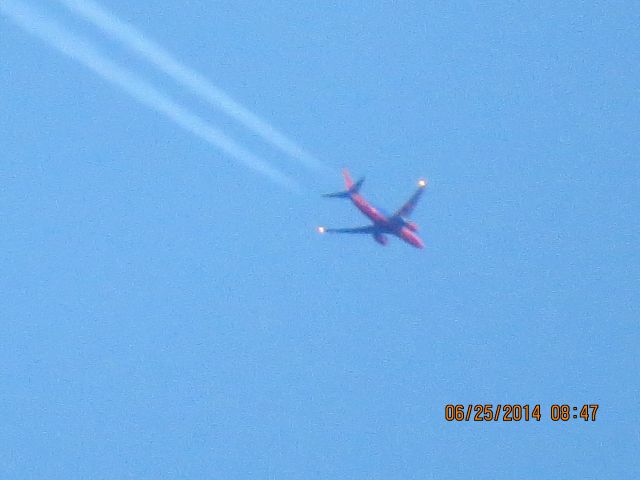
[378,225,424,249]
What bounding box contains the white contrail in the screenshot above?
[57,0,327,174]
[1,0,299,191]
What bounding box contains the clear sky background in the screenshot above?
[1,1,638,478]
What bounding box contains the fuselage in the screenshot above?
[350,193,424,249]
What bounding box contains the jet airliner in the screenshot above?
[317,169,427,249]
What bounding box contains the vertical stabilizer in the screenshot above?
[342,169,354,189]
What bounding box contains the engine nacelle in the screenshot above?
[406,221,419,232]
[373,233,388,245]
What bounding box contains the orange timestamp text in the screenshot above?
[444,404,599,422]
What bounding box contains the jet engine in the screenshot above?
[373,233,388,245]
[405,221,419,232]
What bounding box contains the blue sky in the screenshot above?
[1,1,638,478]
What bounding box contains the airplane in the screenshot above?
[317,169,427,249]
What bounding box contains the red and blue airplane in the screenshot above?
[317,169,427,249]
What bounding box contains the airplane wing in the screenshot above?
[319,225,376,234]
[393,179,427,218]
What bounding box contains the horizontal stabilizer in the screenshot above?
[322,190,351,198]
[322,173,364,199]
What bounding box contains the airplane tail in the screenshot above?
[322,169,364,198]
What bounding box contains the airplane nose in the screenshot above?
[411,233,425,249]
[402,228,424,249]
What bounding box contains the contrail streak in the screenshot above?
[1,0,298,191]
[57,0,327,174]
